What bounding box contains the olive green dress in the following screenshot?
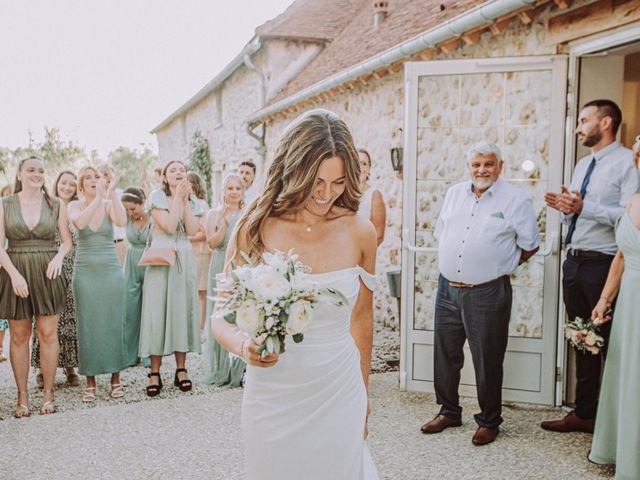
[73,215,127,376]
[138,189,203,357]
[123,218,151,366]
[200,211,245,386]
[589,212,640,480]
[0,195,65,320]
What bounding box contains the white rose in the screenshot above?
[235,301,261,336]
[289,271,315,291]
[286,301,313,335]
[247,265,291,301]
[585,331,597,347]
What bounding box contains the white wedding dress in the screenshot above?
[242,266,379,480]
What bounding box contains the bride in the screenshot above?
[212,109,379,479]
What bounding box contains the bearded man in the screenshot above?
[541,99,639,433]
[420,141,540,445]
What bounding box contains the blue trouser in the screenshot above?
[433,274,512,429]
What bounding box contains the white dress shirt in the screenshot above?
[562,142,639,255]
[436,179,540,284]
[244,185,258,206]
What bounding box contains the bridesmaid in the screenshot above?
[32,170,80,387]
[139,160,202,396]
[357,149,386,246]
[121,187,151,367]
[0,156,72,416]
[200,173,245,386]
[69,166,128,402]
[186,172,211,338]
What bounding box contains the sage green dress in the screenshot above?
[200,211,245,386]
[73,215,127,376]
[0,195,65,319]
[138,189,203,357]
[123,218,151,366]
[589,211,640,480]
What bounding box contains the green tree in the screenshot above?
[108,145,157,189]
[188,130,212,204]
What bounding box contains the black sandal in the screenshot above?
[174,368,192,392]
[146,372,163,397]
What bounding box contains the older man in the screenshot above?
[421,141,540,446]
[541,99,639,433]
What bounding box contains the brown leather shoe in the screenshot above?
[540,411,594,433]
[420,414,462,434]
[472,426,499,446]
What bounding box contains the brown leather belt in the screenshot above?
[567,249,612,259]
[449,276,506,288]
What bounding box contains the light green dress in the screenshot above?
[138,189,203,357]
[73,215,127,376]
[200,212,245,386]
[123,218,151,366]
[589,212,640,480]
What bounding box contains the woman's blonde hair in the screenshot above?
[76,166,99,195]
[234,109,361,262]
[220,173,245,207]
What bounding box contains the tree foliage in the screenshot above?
[108,146,157,190]
[188,130,213,204]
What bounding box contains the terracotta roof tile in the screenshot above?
[256,0,362,41]
[270,0,486,103]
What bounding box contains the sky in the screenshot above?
[0,0,293,157]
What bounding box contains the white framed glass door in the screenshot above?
[400,56,568,405]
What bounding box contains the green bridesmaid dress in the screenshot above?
[200,211,245,387]
[73,215,127,376]
[138,189,203,357]
[589,212,640,480]
[123,218,151,366]
[0,195,65,320]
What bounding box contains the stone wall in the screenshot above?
[263,8,557,330]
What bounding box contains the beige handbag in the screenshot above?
[137,224,182,271]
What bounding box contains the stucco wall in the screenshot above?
[263,9,557,329]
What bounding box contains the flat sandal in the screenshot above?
[14,391,30,418]
[40,390,56,415]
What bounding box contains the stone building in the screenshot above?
[153,0,640,406]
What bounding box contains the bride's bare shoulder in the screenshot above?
[339,210,376,242]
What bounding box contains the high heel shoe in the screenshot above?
[174,368,192,392]
[146,372,162,397]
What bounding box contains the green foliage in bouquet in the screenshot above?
[564,316,605,355]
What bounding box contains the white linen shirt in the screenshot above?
[436,179,540,284]
[561,142,639,255]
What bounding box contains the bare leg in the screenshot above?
[8,319,33,412]
[35,315,59,404]
[149,355,162,386]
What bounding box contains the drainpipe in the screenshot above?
[243,53,267,171]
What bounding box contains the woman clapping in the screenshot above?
[69,166,128,402]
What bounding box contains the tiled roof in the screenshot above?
[256,0,362,41]
[270,0,487,104]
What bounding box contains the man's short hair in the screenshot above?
[465,141,503,164]
[239,160,256,173]
[582,99,622,134]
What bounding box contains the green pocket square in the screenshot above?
[490,211,505,219]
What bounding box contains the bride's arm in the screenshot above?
[350,218,378,391]
[211,224,279,367]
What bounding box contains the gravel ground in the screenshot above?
[0,328,614,479]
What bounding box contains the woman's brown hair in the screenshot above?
[53,170,78,201]
[14,155,54,211]
[162,160,187,196]
[187,171,207,201]
[234,109,360,262]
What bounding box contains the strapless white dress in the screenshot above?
[242,266,379,480]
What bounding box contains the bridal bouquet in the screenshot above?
[216,250,348,357]
[564,316,605,355]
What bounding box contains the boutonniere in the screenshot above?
[490,211,505,219]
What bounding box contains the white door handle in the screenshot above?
[536,231,558,256]
[406,244,437,253]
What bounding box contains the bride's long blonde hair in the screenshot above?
[234,110,361,262]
